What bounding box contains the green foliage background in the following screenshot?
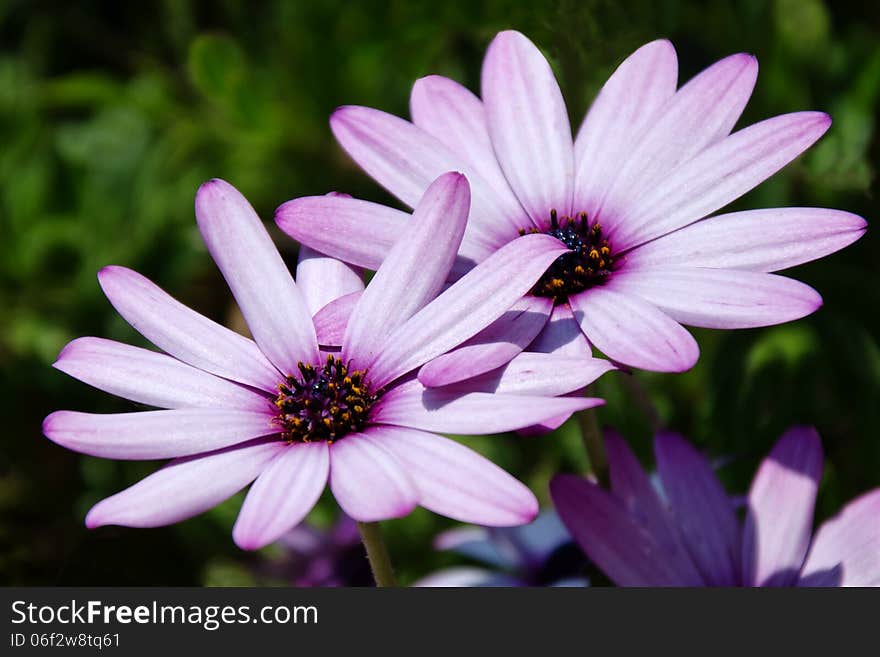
[1,0,877,585]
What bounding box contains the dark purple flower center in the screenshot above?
[522,210,616,303]
[273,355,376,444]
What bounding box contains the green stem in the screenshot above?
[357,521,397,587]
[578,384,608,486]
[620,373,663,432]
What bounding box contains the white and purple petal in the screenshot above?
[53,337,269,411]
[625,207,867,272]
[528,303,594,357]
[443,352,614,397]
[233,442,330,550]
[328,434,419,522]
[570,286,699,373]
[312,291,361,347]
[195,179,319,372]
[343,173,469,368]
[98,266,280,392]
[612,112,831,250]
[366,425,538,526]
[277,194,485,279]
[609,267,822,329]
[799,489,880,587]
[482,30,574,224]
[595,53,758,227]
[417,296,553,387]
[410,75,520,209]
[43,408,276,460]
[742,425,823,587]
[85,439,285,528]
[367,234,568,387]
[330,105,525,247]
[295,245,364,316]
[372,379,603,435]
[573,39,679,217]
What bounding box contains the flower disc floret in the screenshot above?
[522,210,616,302]
[274,355,376,443]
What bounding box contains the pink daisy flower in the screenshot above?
[551,427,880,587]
[277,31,866,379]
[43,174,605,550]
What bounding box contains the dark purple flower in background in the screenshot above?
[43,174,605,550]
[551,427,880,586]
[277,31,865,377]
[257,515,373,587]
[413,511,588,587]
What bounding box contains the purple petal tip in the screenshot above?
[96,264,122,282]
[232,532,262,552]
[84,503,107,529]
[195,178,235,204]
[41,412,58,437]
[329,105,358,126]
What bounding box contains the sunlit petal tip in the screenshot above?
[96,264,128,288]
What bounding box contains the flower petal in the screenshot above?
[604,430,704,584]
[799,489,880,587]
[98,266,280,392]
[742,425,823,587]
[343,172,470,368]
[570,286,699,372]
[328,434,419,522]
[596,53,758,226]
[312,291,361,347]
[410,75,520,210]
[330,105,525,247]
[366,425,538,526]
[612,112,831,250]
[43,408,276,460]
[233,442,329,550]
[445,352,615,397]
[433,526,508,566]
[277,195,407,268]
[85,439,284,528]
[550,474,699,586]
[609,267,822,329]
[573,39,678,216]
[417,296,553,387]
[502,510,578,564]
[482,30,574,224]
[413,567,520,587]
[195,179,319,372]
[295,245,364,316]
[515,408,578,437]
[277,193,486,279]
[528,303,594,357]
[625,207,867,272]
[373,379,603,435]
[654,431,741,586]
[53,337,269,411]
[368,234,569,386]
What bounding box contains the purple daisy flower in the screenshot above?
[413,510,588,587]
[276,31,866,379]
[43,173,605,550]
[551,427,880,586]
